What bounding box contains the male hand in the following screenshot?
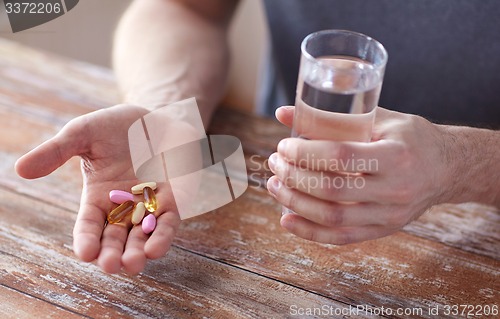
[16,104,182,274]
[267,106,453,245]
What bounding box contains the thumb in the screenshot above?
[15,119,87,179]
[275,105,295,128]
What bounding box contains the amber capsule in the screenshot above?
[143,186,157,213]
[107,200,135,224]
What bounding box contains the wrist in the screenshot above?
[438,124,500,206]
[122,85,215,126]
[123,86,196,110]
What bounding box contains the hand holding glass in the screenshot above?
[283,29,388,214]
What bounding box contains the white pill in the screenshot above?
[131,202,146,225]
[131,182,157,195]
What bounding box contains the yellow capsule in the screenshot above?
[143,186,157,213]
[107,200,135,224]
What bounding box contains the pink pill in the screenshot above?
[142,214,156,234]
[109,190,134,204]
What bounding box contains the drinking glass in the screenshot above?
[282,29,388,215]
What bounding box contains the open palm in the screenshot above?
[16,104,181,274]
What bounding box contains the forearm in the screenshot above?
[112,0,236,125]
[440,125,500,207]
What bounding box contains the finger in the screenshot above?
[277,138,401,174]
[15,119,87,179]
[280,213,397,245]
[15,137,76,179]
[97,222,129,273]
[275,105,295,128]
[267,176,408,227]
[121,225,148,275]
[72,203,105,262]
[144,210,181,260]
[269,152,390,202]
[73,187,106,262]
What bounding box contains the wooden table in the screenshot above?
[0,38,498,319]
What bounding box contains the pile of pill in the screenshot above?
[107,182,158,234]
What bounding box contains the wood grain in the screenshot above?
[0,37,499,319]
[0,188,372,319]
[174,185,500,313]
[0,284,86,319]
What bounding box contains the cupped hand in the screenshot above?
[16,104,181,274]
[268,106,452,245]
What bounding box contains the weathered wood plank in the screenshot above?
[404,203,500,260]
[4,167,498,318]
[1,91,498,262]
[1,37,499,319]
[0,38,119,113]
[0,284,86,319]
[0,188,375,319]
[2,128,498,318]
[174,184,500,318]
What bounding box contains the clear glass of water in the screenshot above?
[282,29,388,215]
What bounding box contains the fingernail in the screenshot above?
[268,153,278,171]
[275,105,294,118]
[280,214,293,228]
[277,139,287,154]
[275,156,285,172]
[281,207,293,216]
[267,177,282,194]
